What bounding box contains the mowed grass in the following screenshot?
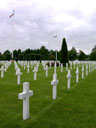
[0,62,96,128]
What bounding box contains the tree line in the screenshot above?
[0,38,96,61]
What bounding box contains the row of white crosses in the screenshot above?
[18,61,57,120]
[66,62,92,89]
[18,61,39,71]
[18,61,62,120]
[18,61,96,120]
[0,61,11,78]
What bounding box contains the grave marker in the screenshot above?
[61,64,63,72]
[18,82,33,120]
[51,74,58,100]
[76,66,79,83]
[82,65,84,79]
[67,70,71,89]
[0,66,4,78]
[45,65,48,77]
[33,67,37,80]
[16,69,22,84]
[86,64,88,76]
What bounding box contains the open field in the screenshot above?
[0,63,96,128]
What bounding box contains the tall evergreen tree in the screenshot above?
[60,38,68,66]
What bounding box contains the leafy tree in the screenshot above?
[78,50,87,60]
[3,50,11,60]
[18,54,23,60]
[91,45,96,52]
[35,54,41,60]
[49,50,55,60]
[29,53,35,60]
[90,45,96,60]
[24,49,31,54]
[60,38,69,66]
[0,52,4,60]
[18,49,21,54]
[90,51,96,60]
[69,47,78,60]
[40,46,49,60]
[13,50,18,61]
[49,54,55,60]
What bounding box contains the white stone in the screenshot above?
[86,65,88,76]
[89,64,90,73]
[76,66,79,83]
[16,68,20,74]
[27,64,30,73]
[4,64,7,72]
[16,70,22,85]
[61,64,63,72]
[67,70,71,89]
[0,66,4,78]
[51,74,58,100]
[18,82,33,120]
[54,62,57,74]
[45,65,48,77]
[33,67,37,80]
[82,65,84,79]
[66,63,68,71]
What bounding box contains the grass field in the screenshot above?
[0,62,96,128]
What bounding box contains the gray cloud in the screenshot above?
[0,0,96,54]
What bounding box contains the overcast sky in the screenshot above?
[0,0,96,54]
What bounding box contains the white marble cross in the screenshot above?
[86,65,88,76]
[82,65,84,79]
[4,64,7,72]
[27,64,30,73]
[67,70,71,89]
[61,64,63,72]
[76,66,79,83]
[66,63,68,71]
[16,68,22,84]
[33,67,37,80]
[89,64,90,73]
[0,66,4,78]
[51,74,58,100]
[18,82,33,120]
[54,62,57,74]
[45,65,48,77]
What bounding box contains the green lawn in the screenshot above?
[0,62,96,128]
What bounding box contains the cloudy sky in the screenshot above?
[0,0,96,54]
